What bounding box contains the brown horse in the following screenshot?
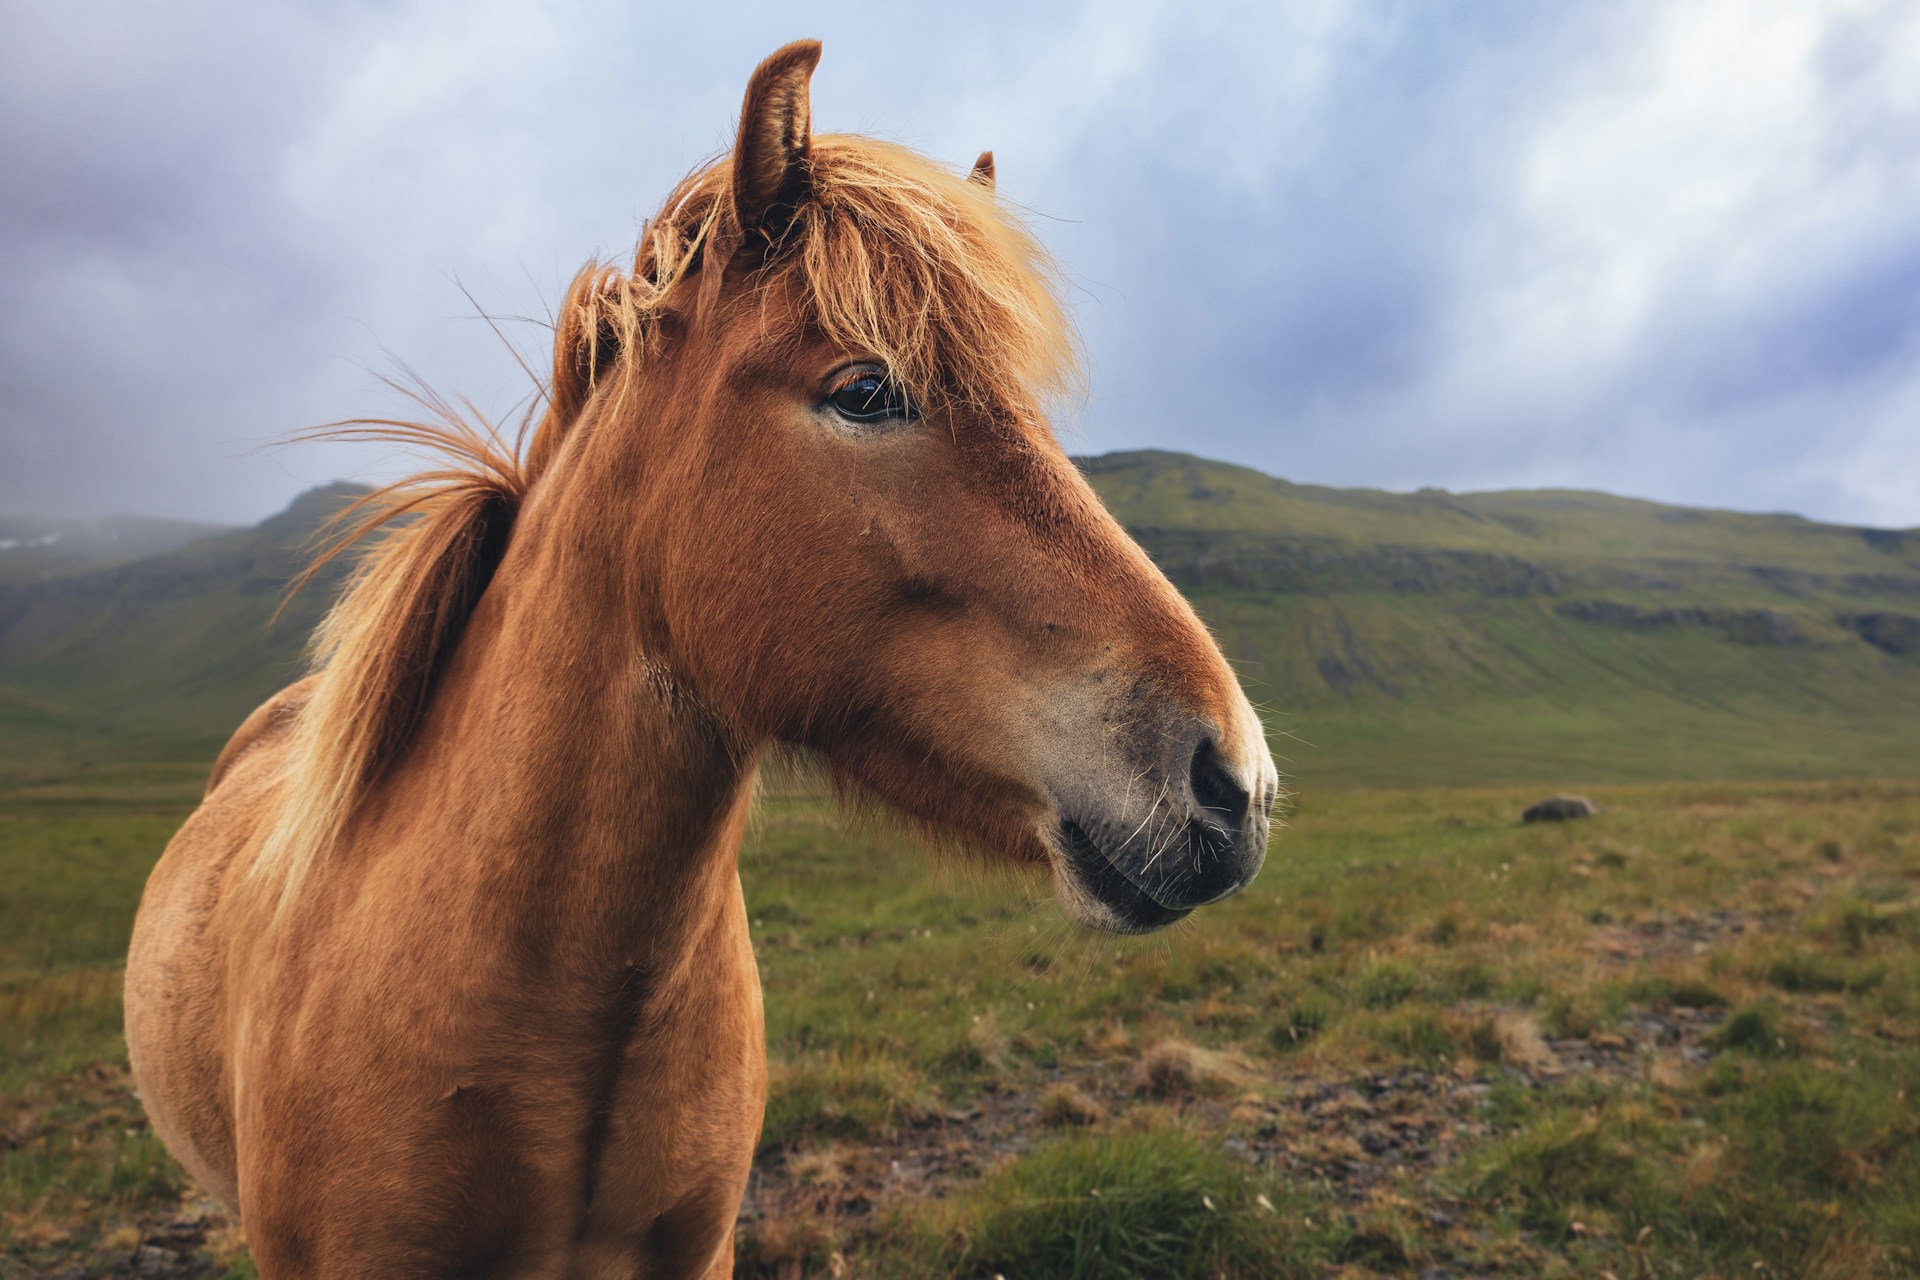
[125,40,1277,1278]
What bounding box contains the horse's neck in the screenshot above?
[385,506,756,974]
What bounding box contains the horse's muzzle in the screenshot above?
[1047,735,1271,933]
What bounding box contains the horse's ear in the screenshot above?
[732,40,822,235]
[969,150,995,190]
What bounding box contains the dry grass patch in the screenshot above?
[1133,1039,1255,1099]
[963,1012,1008,1070]
[735,1209,842,1280]
[1492,1011,1562,1074]
[784,1143,856,1189]
[1037,1082,1106,1127]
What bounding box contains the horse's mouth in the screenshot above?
[1053,818,1194,934]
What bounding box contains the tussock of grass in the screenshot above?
[1709,1000,1804,1057]
[1132,1040,1253,1099]
[1626,968,1726,1009]
[1490,1011,1560,1073]
[1037,1083,1106,1127]
[1268,998,1330,1052]
[896,1121,1330,1279]
[1460,1012,1506,1064]
[736,1211,839,1279]
[1354,955,1423,1009]
[759,1049,931,1151]
[1360,1005,1456,1066]
[1463,1099,1675,1241]
[1815,895,1920,951]
[1541,983,1626,1039]
[1764,947,1887,994]
[941,1011,1009,1075]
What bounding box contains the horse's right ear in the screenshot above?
[969,150,995,189]
[732,40,822,236]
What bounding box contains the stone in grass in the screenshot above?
[1523,794,1600,823]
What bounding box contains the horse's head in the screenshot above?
[539,41,1276,932]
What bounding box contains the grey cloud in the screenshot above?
[2,0,1917,527]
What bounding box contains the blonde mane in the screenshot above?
[252,134,1080,898]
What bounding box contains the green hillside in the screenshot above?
[0,486,358,772]
[1081,451,1919,786]
[0,513,230,585]
[1,454,1915,788]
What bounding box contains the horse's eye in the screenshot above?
[828,372,917,424]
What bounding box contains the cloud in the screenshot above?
[1,0,1916,526]
[1069,0,1920,525]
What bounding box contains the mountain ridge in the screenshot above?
[2,454,1913,786]
[0,512,235,585]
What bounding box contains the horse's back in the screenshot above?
[125,678,314,1210]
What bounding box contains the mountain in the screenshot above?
[1079,452,1919,785]
[0,485,361,768]
[1,456,1915,787]
[0,513,232,585]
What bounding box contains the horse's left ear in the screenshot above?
[733,40,822,235]
[969,150,995,190]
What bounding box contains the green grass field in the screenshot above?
[5,756,1917,1278]
[4,451,1915,1275]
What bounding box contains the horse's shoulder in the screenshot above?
[205,676,319,797]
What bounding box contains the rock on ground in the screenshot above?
[1523,794,1600,822]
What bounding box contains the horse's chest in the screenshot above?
[241,898,766,1278]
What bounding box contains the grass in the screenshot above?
[0,777,211,1276]
[904,1118,1330,1280]
[759,1048,934,1152]
[4,760,1920,1277]
[1459,1049,1920,1278]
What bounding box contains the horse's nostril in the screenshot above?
[1187,740,1250,829]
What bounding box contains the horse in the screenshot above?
[124,39,1278,1278]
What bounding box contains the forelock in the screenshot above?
[580,134,1080,417]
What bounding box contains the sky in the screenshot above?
[3,0,1918,528]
